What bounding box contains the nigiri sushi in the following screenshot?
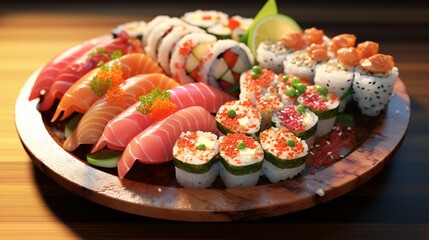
[38,31,143,111]
[117,106,218,179]
[63,73,179,151]
[92,82,235,152]
[29,35,110,101]
[51,53,163,122]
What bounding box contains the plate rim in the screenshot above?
[15,69,411,222]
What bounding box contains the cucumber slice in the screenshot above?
[86,149,123,168]
[219,156,263,175]
[173,156,218,174]
[64,113,83,138]
[263,150,307,169]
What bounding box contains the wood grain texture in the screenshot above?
[2,1,429,239]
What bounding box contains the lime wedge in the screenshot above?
[86,149,123,168]
[240,0,278,43]
[247,13,302,56]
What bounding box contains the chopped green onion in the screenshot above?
[286,139,295,147]
[282,75,289,83]
[290,77,301,87]
[285,87,296,97]
[296,83,307,93]
[296,104,306,114]
[316,86,329,95]
[227,109,236,117]
[252,65,262,74]
[251,72,260,79]
[197,144,206,150]
[237,141,246,149]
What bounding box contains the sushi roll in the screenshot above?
[276,74,311,106]
[283,50,318,81]
[182,9,228,30]
[169,32,217,84]
[112,21,146,40]
[229,15,253,42]
[215,100,261,138]
[199,39,254,94]
[218,133,264,188]
[157,24,204,75]
[297,85,340,137]
[142,15,170,47]
[144,17,184,60]
[173,131,219,189]
[314,48,358,112]
[256,39,289,74]
[272,104,318,147]
[352,54,399,116]
[239,66,283,130]
[259,127,309,183]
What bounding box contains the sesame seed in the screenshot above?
[339,154,345,158]
[327,151,332,155]
[326,140,331,145]
[338,131,343,136]
[309,151,315,155]
[315,144,320,147]
[157,188,162,192]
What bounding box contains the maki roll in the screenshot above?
[353,54,398,116]
[169,32,217,84]
[283,50,318,80]
[157,24,204,75]
[173,131,219,188]
[229,15,253,42]
[215,100,261,138]
[239,66,283,130]
[272,104,318,147]
[144,17,184,60]
[182,9,228,30]
[112,21,146,40]
[298,85,340,137]
[260,127,309,183]
[218,133,264,188]
[142,15,170,47]
[276,74,311,106]
[256,39,289,73]
[199,39,254,94]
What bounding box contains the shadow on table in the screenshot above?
[30,97,429,238]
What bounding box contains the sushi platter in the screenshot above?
[16,1,410,221]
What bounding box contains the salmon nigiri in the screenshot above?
[117,106,217,179]
[92,82,235,152]
[38,32,143,112]
[63,73,179,151]
[51,53,163,122]
[29,35,110,101]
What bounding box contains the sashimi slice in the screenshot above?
[92,82,235,152]
[38,32,143,111]
[29,35,110,101]
[63,73,179,151]
[117,106,218,179]
[51,53,163,122]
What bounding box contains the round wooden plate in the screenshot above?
[16,69,410,222]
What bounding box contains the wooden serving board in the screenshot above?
[15,69,410,222]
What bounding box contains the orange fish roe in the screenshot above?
[90,62,125,97]
[244,68,276,89]
[216,100,260,134]
[260,128,305,159]
[105,85,125,106]
[219,133,260,159]
[176,132,199,150]
[148,97,177,122]
[178,39,194,57]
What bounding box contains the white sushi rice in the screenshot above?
[157,24,204,75]
[112,21,146,39]
[283,50,317,80]
[256,40,290,74]
[219,163,261,188]
[352,67,399,117]
[169,32,217,84]
[175,164,219,189]
[142,15,170,47]
[314,59,355,112]
[262,160,306,183]
[315,117,336,137]
[145,17,184,60]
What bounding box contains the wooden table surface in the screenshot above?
[1,1,429,239]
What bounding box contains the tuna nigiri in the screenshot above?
[92,82,235,152]
[38,31,143,111]
[29,35,110,101]
[63,73,179,151]
[117,106,218,179]
[51,53,163,122]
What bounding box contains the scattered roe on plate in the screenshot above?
[306,122,357,171]
[136,87,177,122]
